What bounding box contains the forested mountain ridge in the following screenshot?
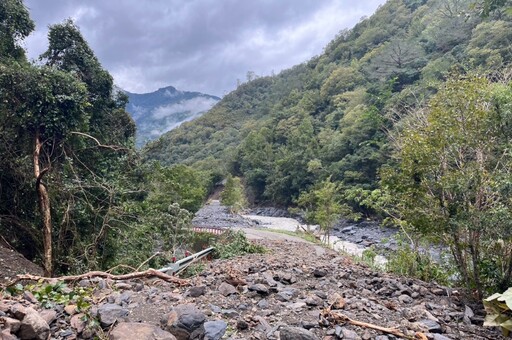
[144,0,512,295]
[143,0,512,206]
[124,86,220,147]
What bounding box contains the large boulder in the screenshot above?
[97,304,129,327]
[161,304,206,340]
[17,307,50,340]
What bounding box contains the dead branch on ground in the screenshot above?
[321,307,427,340]
[6,268,189,288]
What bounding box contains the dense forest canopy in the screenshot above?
[144,0,512,207]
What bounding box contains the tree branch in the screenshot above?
[321,306,427,340]
[6,269,189,287]
[70,131,129,151]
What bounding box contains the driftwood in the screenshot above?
[6,268,189,288]
[321,308,427,340]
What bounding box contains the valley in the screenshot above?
[2,0,512,338]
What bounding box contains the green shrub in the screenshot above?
[213,230,266,259]
[385,234,452,286]
[6,281,92,311]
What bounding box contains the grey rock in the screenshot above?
[59,329,74,337]
[257,299,269,309]
[398,294,413,304]
[70,313,86,333]
[237,319,249,330]
[110,322,176,340]
[118,291,133,304]
[221,309,239,318]
[1,316,21,333]
[334,325,343,337]
[23,291,38,304]
[277,272,294,284]
[463,305,474,325]
[432,288,446,296]
[249,284,269,295]
[418,319,442,333]
[287,302,307,310]
[163,303,206,340]
[276,292,292,302]
[374,336,390,340]
[209,305,222,313]
[279,326,319,340]
[312,268,328,278]
[204,320,227,340]
[301,321,317,330]
[1,329,17,340]
[97,304,129,327]
[114,282,132,290]
[314,291,327,300]
[188,286,206,298]
[263,272,278,287]
[305,295,323,306]
[78,279,91,287]
[432,335,452,340]
[340,327,361,340]
[218,282,237,296]
[39,310,57,326]
[11,304,27,320]
[18,307,50,340]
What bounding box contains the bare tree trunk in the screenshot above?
[34,130,52,276]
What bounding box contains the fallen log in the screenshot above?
[321,308,427,340]
[5,268,189,288]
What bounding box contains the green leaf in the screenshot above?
[44,285,53,294]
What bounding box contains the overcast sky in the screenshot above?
[23,0,385,97]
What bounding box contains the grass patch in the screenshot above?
[262,228,321,244]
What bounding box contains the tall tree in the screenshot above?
[0,0,34,61]
[0,63,89,275]
[380,75,512,295]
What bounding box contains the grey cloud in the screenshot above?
[24,0,385,96]
[152,97,219,120]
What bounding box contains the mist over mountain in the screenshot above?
[124,86,220,147]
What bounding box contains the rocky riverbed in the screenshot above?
[0,238,503,339]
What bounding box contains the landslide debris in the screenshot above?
[0,239,502,339]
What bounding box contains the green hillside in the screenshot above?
[144,0,512,207]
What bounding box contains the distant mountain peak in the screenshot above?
[122,85,220,147]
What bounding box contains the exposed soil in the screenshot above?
[0,244,44,286]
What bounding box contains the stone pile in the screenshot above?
[0,239,503,339]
